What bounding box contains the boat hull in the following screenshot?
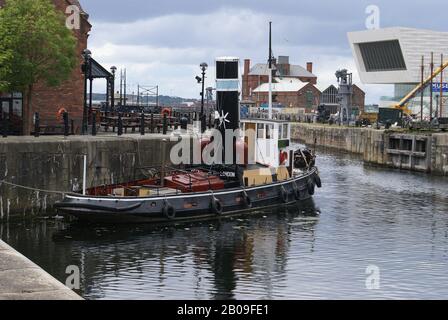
[55,168,320,224]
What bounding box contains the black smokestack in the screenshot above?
[216,57,240,164]
[216,57,240,130]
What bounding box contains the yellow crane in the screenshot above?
[395,60,448,116]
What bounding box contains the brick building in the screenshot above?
[242,56,317,101]
[0,0,91,134]
[252,77,321,113]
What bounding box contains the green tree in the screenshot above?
[0,0,77,135]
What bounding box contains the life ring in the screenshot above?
[211,197,223,215]
[292,184,300,200]
[57,108,67,121]
[280,186,288,203]
[242,191,252,209]
[161,108,172,118]
[307,179,315,196]
[162,201,176,220]
[314,175,322,188]
[279,151,288,166]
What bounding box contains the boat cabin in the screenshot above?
[240,118,292,168]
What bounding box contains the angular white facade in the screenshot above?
[348,27,448,84]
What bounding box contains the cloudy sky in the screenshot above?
[81,0,447,103]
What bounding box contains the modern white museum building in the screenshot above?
[348,27,448,116]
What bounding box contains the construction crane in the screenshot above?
[395,60,448,116]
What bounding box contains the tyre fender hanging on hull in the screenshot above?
[307,179,315,196]
[162,200,176,220]
[211,197,224,215]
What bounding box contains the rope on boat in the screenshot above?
[0,179,66,196]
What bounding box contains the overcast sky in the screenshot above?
[81,0,448,103]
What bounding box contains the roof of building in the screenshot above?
[316,84,337,92]
[316,83,365,94]
[89,58,112,79]
[249,63,316,78]
[253,77,319,93]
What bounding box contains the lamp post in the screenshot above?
[199,62,208,133]
[110,66,117,113]
[82,49,92,135]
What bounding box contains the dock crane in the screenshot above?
[394,60,448,116]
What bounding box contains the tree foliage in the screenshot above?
[0,0,77,91]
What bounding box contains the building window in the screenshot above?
[358,40,407,72]
[306,91,314,108]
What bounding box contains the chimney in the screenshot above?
[307,62,313,74]
[244,59,251,76]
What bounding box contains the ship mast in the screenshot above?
[268,21,273,120]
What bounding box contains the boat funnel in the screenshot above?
[215,57,240,131]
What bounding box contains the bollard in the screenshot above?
[201,114,206,133]
[63,112,69,137]
[34,112,40,137]
[71,119,75,135]
[118,113,123,136]
[180,115,188,130]
[150,112,154,133]
[2,115,8,138]
[140,112,145,135]
[91,111,97,136]
[163,113,168,135]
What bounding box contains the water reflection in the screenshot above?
[1,201,319,300]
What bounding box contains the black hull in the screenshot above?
[55,168,321,224]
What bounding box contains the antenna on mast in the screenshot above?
[268,21,273,119]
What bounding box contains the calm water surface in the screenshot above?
[1,148,448,300]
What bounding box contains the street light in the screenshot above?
[198,62,208,133]
[82,49,92,135]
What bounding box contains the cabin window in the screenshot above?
[279,124,283,140]
[257,124,265,138]
[282,124,289,139]
[266,124,274,139]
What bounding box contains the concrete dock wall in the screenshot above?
[431,133,448,175]
[0,135,178,221]
[0,240,82,300]
[292,123,448,176]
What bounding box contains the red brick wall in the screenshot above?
[352,85,366,113]
[254,83,321,113]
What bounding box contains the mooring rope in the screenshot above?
[0,179,66,196]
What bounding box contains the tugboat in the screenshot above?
[54,30,321,224]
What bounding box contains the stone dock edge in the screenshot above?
[0,240,83,300]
